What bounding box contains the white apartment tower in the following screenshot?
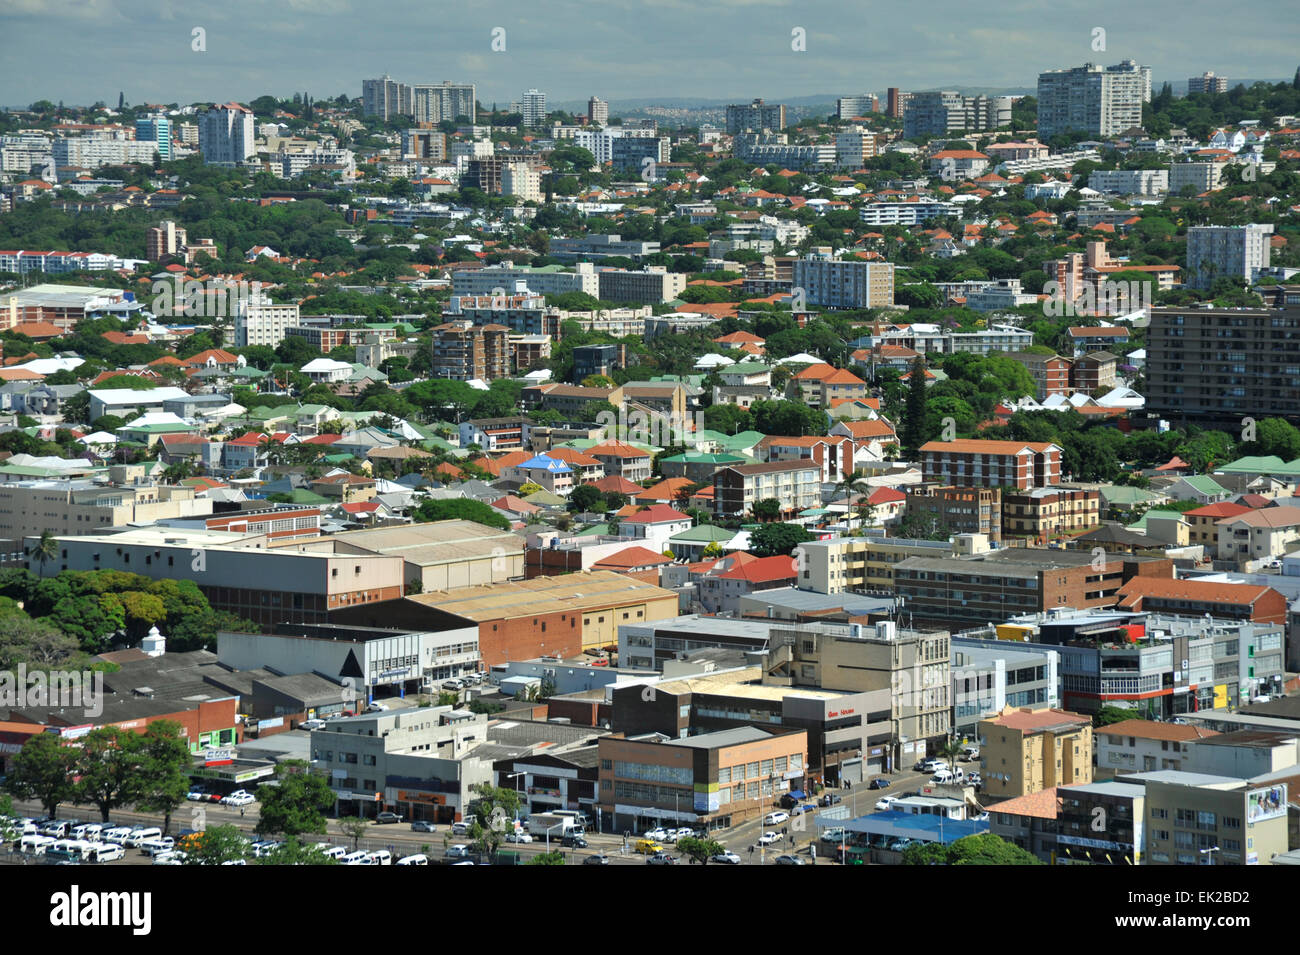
[1037,61,1151,139]
[1188,72,1229,95]
[198,103,255,164]
[520,90,547,128]
[412,82,476,124]
[362,75,412,121]
[234,296,302,348]
[588,96,609,126]
[1185,224,1274,290]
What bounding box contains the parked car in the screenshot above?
[818,793,842,807]
[222,790,255,807]
[185,789,208,802]
[820,828,846,843]
[442,680,464,691]
[396,853,428,866]
[375,812,402,824]
[561,833,588,848]
[299,719,327,731]
[450,821,471,835]
[774,854,806,866]
[504,831,532,844]
[763,811,790,826]
[364,702,387,713]
[634,839,664,855]
[711,850,741,864]
[646,851,676,865]
[410,820,436,833]
[583,853,610,866]
[791,803,817,816]
[643,827,668,841]
[868,778,891,790]
[444,844,471,858]
[757,831,780,846]
[875,795,898,811]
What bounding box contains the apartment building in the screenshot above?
[765,620,951,773]
[411,81,475,124]
[919,439,1062,489]
[978,705,1093,800]
[1185,224,1273,289]
[429,321,510,382]
[1096,719,1221,776]
[1002,487,1101,541]
[893,549,1173,629]
[903,92,1011,138]
[712,460,822,520]
[198,103,255,164]
[233,297,301,348]
[451,262,599,298]
[1006,352,1073,400]
[596,267,686,304]
[1037,61,1150,139]
[787,364,869,409]
[588,96,609,125]
[1146,288,1300,422]
[146,221,186,262]
[1086,169,1169,196]
[586,441,653,483]
[725,99,786,133]
[1116,577,1288,626]
[905,485,1002,543]
[836,94,878,120]
[519,89,547,128]
[858,199,959,226]
[794,534,959,595]
[835,126,876,168]
[1214,506,1300,567]
[362,75,412,120]
[400,126,446,161]
[1189,72,1230,95]
[0,480,210,543]
[792,256,894,309]
[1139,771,1289,865]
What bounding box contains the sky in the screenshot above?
[1,0,1297,109]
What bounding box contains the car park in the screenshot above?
[410,820,436,833]
[71,823,102,841]
[40,821,72,838]
[101,826,133,845]
[763,811,790,826]
[710,850,741,864]
[88,843,124,862]
[757,831,780,846]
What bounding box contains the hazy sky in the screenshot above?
[2,0,1297,108]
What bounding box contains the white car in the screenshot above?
[223,791,256,807]
[643,827,668,841]
[504,831,533,843]
[673,827,695,840]
[711,850,741,864]
[763,811,790,826]
[875,795,899,811]
[299,719,327,731]
[757,831,780,846]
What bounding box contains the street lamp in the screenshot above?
[505,771,525,822]
[1200,846,1219,866]
[545,820,564,853]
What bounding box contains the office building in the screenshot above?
[135,113,171,161]
[1169,160,1227,194]
[198,102,255,164]
[596,267,686,304]
[411,81,475,124]
[1145,287,1300,422]
[1138,771,1289,865]
[978,705,1093,799]
[1188,72,1229,95]
[1036,61,1150,139]
[519,89,547,128]
[588,96,609,125]
[725,98,785,134]
[792,255,894,309]
[1184,224,1273,290]
[903,92,1012,138]
[951,642,1059,735]
[836,94,878,120]
[609,135,669,175]
[362,75,412,120]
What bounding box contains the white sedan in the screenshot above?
[223,792,255,807]
[710,851,741,864]
[504,831,533,843]
[875,795,898,811]
[757,831,780,846]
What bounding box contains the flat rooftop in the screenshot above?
[668,726,775,749]
[327,520,524,566]
[411,571,676,620]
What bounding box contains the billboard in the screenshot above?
[1246,784,1286,824]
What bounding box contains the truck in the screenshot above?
[527,811,578,837]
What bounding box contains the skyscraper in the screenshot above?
[725,99,785,134]
[362,75,412,121]
[135,113,171,161]
[903,92,1012,138]
[1036,62,1150,139]
[198,103,254,164]
[412,82,476,124]
[520,89,547,128]
[1185,224,1273,289]
[588,96,609,126]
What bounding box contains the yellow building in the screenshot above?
[979,705,1093,800]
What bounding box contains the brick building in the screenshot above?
[919,439,1062,489]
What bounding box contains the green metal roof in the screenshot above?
[1128,509,1187,531]
[1216,456,1300,476]
[668,524,734,542]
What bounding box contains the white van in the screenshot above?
[139,837,176,857]
[102,826,133,845]
[88,843,124,863]
[341,850,369,865]
[319,845,347,860]
[395,853,428,866]
[125,827,162,848]
[366,850,393,865]
[930,769,955,784]
[71,823,103,842]
[48,839,94,862]
[20,834,56,855]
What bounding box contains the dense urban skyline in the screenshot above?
[1,0,1298,107]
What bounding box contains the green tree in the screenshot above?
[526,849,566,865]
[466,783,522,861]
[75,726,147,823]
[412,498,511,530]
[3,731,79,817]
[134,720,193,835]
[337,816,369,851]
[180,824,252,865]
[676,835,726,864]
[748,522,813,557]
[255,760,334,837]
[32,530,59,577]
[255,836,340,865]
[903,832,1043,865]
[568,483,606,514]
[901,356,929,451]
[751,498,783,521]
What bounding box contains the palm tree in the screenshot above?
[834,469,872,528]
[32,529,58,576]
[939,737,965,780]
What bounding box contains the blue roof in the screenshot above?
[818,810,988,845]
[519,454,572,473]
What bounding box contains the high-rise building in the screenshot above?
[234,296,301,348]
[725,98,785,134]
[609,135,669,175]
[1185,224,1273,289]
[430,321,510,381]
[519,89,547,128]
[836,94,877,120]
[587,96,609,125]
[198,103,254,164]
[1145,286,1300,421]
[401,127,446,161]
[412,81,475,125]
[886,88,911,119]
[792,253,894,309]
[1188,71,1229,95]
[1036,61,1150,139]
[500,162,541,203]
[146,221,187,262]
[903,91,1012,138]
[135,113,171,161]
[362,76,412,121]
[835,126,876,169]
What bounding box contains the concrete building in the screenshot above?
[198,103,254,164]
[588,96,609,125]
[903,91,1012,138]
[362,75,412,120]
[836,94,878,120]
[325,521,524,592]
[1036,61,1151,139]
[978,705,1093,800]
[1185,224,1273,289]
[792,255,894,309]
[430,321,510,381]
[1096,718,1222,775]
[919,439,1062,489]
[1086,168,1169,195]
[1,479,211,544]
[596,267,686,304]
[1002,487,1101,542]
[1146,287,1300,422]
[904,485,1002,543]
[1188,72,1229,95]
[794,533,960,595]
[725,99,786,134]
[765,620,952,773]
[1135,770,1289,865]
[233,297,301,348]
[1169,160,1227,194]
[451,262,599,298]
[411,81,475,124]
[951,642,1059,735]
[712,460,822,520]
